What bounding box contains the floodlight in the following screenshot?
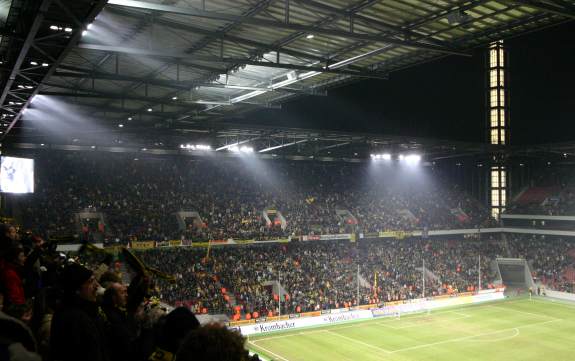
[404,154,421,165]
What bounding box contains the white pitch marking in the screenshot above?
[450,311,473,318]
[324,330,393,354]
[253,305,489,343]
[386,314,472,330]
[248,340,290,361]
[489,305,560,320]
[375,310,472,329]
[466,328,520,343]
[531,298,575,310]
[250,299,548,344]
[391,319,559,354]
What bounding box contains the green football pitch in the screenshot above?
[247,297,575,361]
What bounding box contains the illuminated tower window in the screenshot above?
[487,40,508,219]
[488,40,507,146]
[491,166,507,219]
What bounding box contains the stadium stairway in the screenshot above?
[357,273,371,288]
[500,235,514,258]
[416,266,441,284]
[496,258,536,290]
[263,280,289,300]
[490,259,503,285]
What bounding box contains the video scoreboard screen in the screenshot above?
[0,156,34,193]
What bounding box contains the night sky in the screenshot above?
[246,21,575,146]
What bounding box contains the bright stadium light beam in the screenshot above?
[229,145,254,153]
[215,137,259,151]
[259,139,308,153]
[180,144,212,151]
[404,154,422,165]
[370,153,392,161]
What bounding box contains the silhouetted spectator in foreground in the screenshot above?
[148,307,199,361]
[177,324,258,361]
[50,263,110,361]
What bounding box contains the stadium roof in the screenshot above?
[8,121,575,165]
[0,0,573,156]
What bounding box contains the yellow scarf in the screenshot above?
[149,348,175,361]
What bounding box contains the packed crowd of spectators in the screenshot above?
[135,238,505,319]
[508,235,575,293]
[129,235,575,319]
[19,152,493,243]
[0,223,259,361]
[136,248,231,314]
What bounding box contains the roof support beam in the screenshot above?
[51,71,193,90]
[259,139,308,153]
[37,91,201,108]
[0,0,53,113]
[39,103,181,117]
[107,0,470,56]
[500,0,575,19]
[2,0,109,139]
[293,0,449,47]
[83,0,275,122]
[75,43,390,79]
[216,137,260,151]
[106,6,335,65]
[38,90,281,108]
[49,69,327,96]
[316,142,351,152]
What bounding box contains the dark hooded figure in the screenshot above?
[50,263,110,361]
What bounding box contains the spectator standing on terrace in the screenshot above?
[0,305,42,361]
[50,263,110,361]
[176,324,258,361]
[0,246,27,310]
[102,282,138,361]
[148,307,200,361]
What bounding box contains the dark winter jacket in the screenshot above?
[50,296,110,361]
[0,311,41,361]
[102,305,138,361]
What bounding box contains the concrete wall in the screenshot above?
[544,289,575,302]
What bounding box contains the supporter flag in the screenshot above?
[122,248,176,283]
[373,272,378,296]
[205,239,212,260]
[450,208,470,223]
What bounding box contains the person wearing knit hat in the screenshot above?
[50,263,110,361]
[59,262,98,301]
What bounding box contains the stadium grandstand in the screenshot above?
[0,0,574,360]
